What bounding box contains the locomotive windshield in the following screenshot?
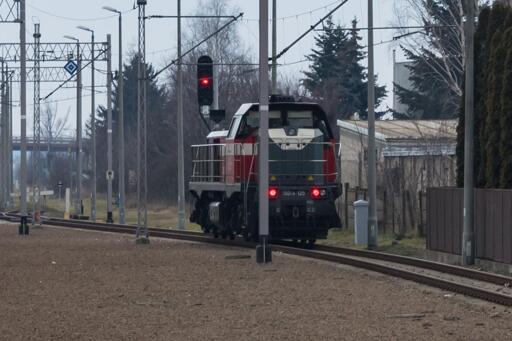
[237,110,330,139]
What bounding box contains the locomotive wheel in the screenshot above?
[300,239,316,248]
[213,228,219,238]
[229,232,236,240]
[242,227,251,242]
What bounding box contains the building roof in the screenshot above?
[337,119,458,140]
[337,119,458,157]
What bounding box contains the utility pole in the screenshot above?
[32,23,41,227]
[19,0,28,235]
[462,0,475,265]
[66,37,83,217]
[91,30,96,222]
[78,25,96,221]
[367,0,378,249]
[102,6,125,224]
[177,0,185,230]
[64,35,83,216]
[256,0,272,263]
[106,34,114,223]
[118,12,125,225]
[271,0,277,94]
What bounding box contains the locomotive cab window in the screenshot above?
[236,109,330,140]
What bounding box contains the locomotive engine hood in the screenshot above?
[269,128,324,150]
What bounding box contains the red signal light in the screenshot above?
[199,77,210,87]
[310,188,323,199]
[268,188,279,199]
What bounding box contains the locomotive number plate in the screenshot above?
[281,190,306,197]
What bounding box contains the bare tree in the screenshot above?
[41,103,70,177]
[41,103,70,148]
[393,0,481,113]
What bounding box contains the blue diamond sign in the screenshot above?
[64,60,78,75]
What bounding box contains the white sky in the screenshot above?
[1,0,407,135]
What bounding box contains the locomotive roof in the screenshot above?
[232,102,334,138]
[232,102,328,118]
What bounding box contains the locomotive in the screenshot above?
[189,96,341,244]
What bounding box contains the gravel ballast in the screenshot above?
[1,223,511,340]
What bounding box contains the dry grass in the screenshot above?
[320,228,426,258]
[17,194,425,257]
[38,195,201,231]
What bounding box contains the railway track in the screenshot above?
[3,212,512,306]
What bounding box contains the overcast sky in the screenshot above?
[2,0,406,135]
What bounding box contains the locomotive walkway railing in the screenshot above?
[190,142,339,184]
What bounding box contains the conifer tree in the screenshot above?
[456,6,491,187]
[483,9,512,187]
[499,28,512,188]
[303,17,386,128]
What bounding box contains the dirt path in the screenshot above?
[0,223,511,340]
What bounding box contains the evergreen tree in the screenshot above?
[87,54,167,195]
[499,28,512,188]
[303,17,386,128]
[483,14,511,187]
[456,6,491,187]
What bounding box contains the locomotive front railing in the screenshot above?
[190,142,340,183]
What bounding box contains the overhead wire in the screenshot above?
[27,4,136,22]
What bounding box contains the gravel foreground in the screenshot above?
[1,223,511,341]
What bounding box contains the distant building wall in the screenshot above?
[393,61,417,117]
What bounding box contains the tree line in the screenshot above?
[456,3,512,188]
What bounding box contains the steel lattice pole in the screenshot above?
[136,0,148,240]
[8,67,12,206]
[1,61,5,210]
[32,23,41,226]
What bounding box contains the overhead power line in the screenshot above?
[272,0,351,62]
[27,4,136,22]
[151,13,244,80]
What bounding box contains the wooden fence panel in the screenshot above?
[475,189,486,259]
[503,192,512,264]
[427,187,512,265]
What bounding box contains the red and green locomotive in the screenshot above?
[189,96,341,244]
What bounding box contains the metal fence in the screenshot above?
[427,187,512,265]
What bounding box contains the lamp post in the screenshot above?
[76,25,97,222]
[63,35,83,217]
[103,6,125,224]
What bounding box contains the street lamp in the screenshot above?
[103,5,125,224]
[63,35,83,217]
[77,25,97,222]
